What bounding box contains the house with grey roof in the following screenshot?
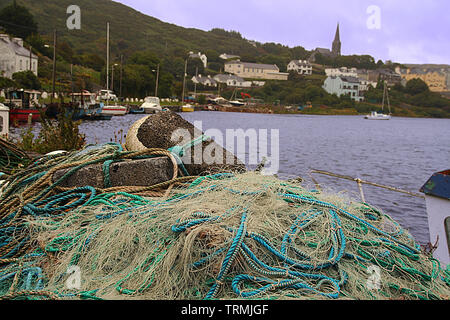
[224,60,288,80]
[213,74,253,87]
[323,76,365,102]
[191,75,217,87]
[0,34,38,79]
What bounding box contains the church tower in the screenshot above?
[332,23,341,56]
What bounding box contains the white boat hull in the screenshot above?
[425,195,450,267]
[365,116,391,120]
[365,112,391,120]
[101,106,128,116]
[141,101,162,114]
[143,107,162,114]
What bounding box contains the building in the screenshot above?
[359,79,377,91]
[398,67,448,92]
[189,52,208,68]
[0,34,38,79]
[224,60,289,80]
[332,23,342,56]
[287,60,313,75]
[367,69,402,86]
[309,23,341,63]
[325,67,358,78]
[323,76,365,102]
[191,75,217,87]
[213,74,253,87]
[219,53,240,61]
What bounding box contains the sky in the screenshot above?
[115,0,449,65]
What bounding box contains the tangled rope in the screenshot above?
[0,143,449,300]
[0,137,31,176]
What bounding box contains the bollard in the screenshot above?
[28,113,33,126]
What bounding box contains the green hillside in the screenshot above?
[0,0,274,59]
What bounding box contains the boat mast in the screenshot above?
[386,82,392,114]
[181,59,187,104]
[381,80,386,113]
[106,22,110,107]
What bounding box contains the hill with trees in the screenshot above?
[0,0,448,118]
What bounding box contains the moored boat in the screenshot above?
[364,111,391,120]
[141,96,162,114]
[4,89,44,123]
[229,100,245,107]
[69,91,108,121]
[100,104,128,116]
[365,81,392,120]
[420,170,450,267]
[181,104,195,112]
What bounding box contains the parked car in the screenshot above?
[96,90,118,101]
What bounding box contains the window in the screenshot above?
[20,60,23,70]
[445,217,450,256]
[0,115,3,132]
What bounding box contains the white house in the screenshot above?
[0,34,38,79]
[213,74,252,87]
[219,53,240,60]
[189,52,208,69]
[287,60,313,75]
[191,75,217,87]
[325,67,358,78]
[224,61,289,81]
[323,76,365,102]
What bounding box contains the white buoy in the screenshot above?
[45,150,67,156]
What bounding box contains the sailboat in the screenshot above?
[365,81,392,120]
[180,59,194,112]
[100,22,128,117]
[229,88,245,107]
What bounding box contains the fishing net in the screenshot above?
[0,143,449,300]
[0,137,31,176]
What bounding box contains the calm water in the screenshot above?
[11,112,450,244]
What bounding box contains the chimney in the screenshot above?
[12,37,23,47]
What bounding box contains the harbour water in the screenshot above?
[11,112,450,244]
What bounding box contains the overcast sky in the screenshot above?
[116,0,449,65]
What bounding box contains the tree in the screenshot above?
[0,1,38,40]
[405,78,429,95]
[76,54,105,72]
[12,71,41,89]
[158,73,174,98]
[0,76,17,89]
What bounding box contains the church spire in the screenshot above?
[332,23,341,56]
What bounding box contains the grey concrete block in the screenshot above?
[53,157,174,189]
